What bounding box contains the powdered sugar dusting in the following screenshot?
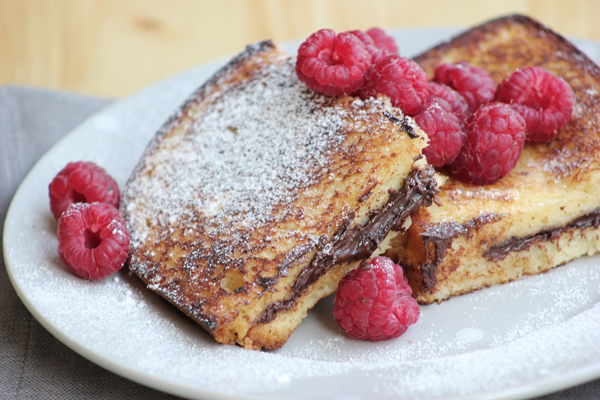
[8,220,600,399]
[124,58,362,248]
[6,31,600,400]
[276,260,600,367]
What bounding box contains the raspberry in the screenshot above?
[367,56,429,116]
[496,66,574,142]
[414,97,465,167]
[427,81,469,119]
[353,67,378,101]
[49,161,120,220]
[333,256,419,341]
[449,102,526,185]
[348,28,399,65]
[434,62,496,112]
[296,29,371,96]
[347,30,384,65]
[366,28,400,57]
[57,202,129,280]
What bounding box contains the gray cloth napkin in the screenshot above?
[0,86,182,399]
[0,85,599,400]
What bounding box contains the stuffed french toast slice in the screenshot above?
[122,40,437,349]
[385,14,600,304]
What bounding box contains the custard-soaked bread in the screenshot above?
[385,14,600,304]
[122,41,436,349]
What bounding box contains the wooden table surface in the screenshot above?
[1,0,599,98]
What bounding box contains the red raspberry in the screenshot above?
[348,28,399,65]
[296,29,371,96]
[434,62,496,112]
[366,28,400,57]
[57,202,130,280]
[449,102,526,185]
[496,66,574,142]
[49,161,120,220]
[368,56,429,116]
[333,256,420,341]
[347,30,385,65]
[350,28,401,101]
[414,97,465,167]
[353,66,378,101]
[427,81,469,119]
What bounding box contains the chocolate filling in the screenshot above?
[484,208,600,261]
[420,222,468,289]
[419,213,504,288]
[417,208,600,291]
[259,165,439,324]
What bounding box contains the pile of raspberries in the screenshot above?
[296,28,574,185]
[49,162,129,280]
[297,27,575,342]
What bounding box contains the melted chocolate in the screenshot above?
[484,208,600,260]
[416,208,600,291]
[259,166,439,323]
[420,222,468,288]
[419,213,504,288]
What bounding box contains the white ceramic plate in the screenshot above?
[4,28,600,400]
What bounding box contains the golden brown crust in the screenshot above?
[122,41,431,349]
[415,14,600,84]
[387,14,600,304]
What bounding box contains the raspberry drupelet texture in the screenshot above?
[415,97,465,167]
[366,55,429,116]
[366,28,400,57]
[450,102,526,185]
[434,62,496,112]
[57,202,130,280]
[333,256,420,341]
[347,30,387,65]
[427,81,469,120]
[347,28,399,65]
[49,161,120,220]
[296,28,372,96]
[496,66,574,142]
[353,67,378,101]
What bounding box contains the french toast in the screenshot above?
[385,14,600,304]
[122,41,437,349]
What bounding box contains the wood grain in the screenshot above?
[1,0,599,97]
